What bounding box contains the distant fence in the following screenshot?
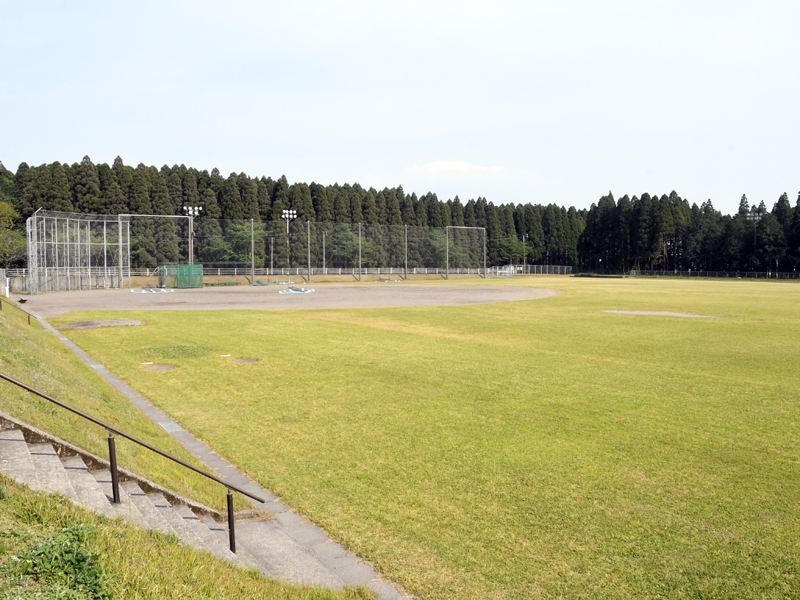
[490,265,573,276]
[630,270,800,280]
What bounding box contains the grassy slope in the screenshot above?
[0,474,370,599]
[0,300,248,512]
[51,278,800,599]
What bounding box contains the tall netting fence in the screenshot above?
[26,211,132,294]
[26,211,487,293]
[26,211,193,294]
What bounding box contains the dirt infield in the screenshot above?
[28,284,559,318]
[603,310,719,318]
[59,318,144,329]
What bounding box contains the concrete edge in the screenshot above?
[0,410,221,519]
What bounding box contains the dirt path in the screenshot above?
[28,284,559,318]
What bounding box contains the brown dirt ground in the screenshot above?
[59,319,144,329]
[28,283,558,318]
[603,310,719,318]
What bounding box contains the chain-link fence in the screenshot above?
[26,211,488,293]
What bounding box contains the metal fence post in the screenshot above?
[483,228,487,278]
[404,224,408,280]
[446,226,449,280]
[108,432,120,504]
[227,490,236,553]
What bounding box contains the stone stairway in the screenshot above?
[0,425,408,600]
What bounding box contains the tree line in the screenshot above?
[579,191,800,272]
[0,156,584,268]
[1,155,798,272]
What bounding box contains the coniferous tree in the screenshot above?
[130,164,153,214]
[13,163,37,217]
[220,174,244,220]
[291,183,315,222]
[45,162,74,212]
[401,189,416,225]
[332,186,349,223]
[236,175,258,221]
[73,156,103,213]
[348,186,363,223]
[167,172,183,214]
[363,190,379,224]
[182,170,200,214]
[258,178,273,221]
[450,197,465,227]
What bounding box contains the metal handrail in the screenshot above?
[0,298,37,326]
[0,371,264,552]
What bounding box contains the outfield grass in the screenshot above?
[52,278,800,599]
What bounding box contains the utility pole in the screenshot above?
[322,230,328,272]
[522,234,526,274]
[404,224,408,280]
[307,220,311,282]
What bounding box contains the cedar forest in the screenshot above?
[1,156,799,272]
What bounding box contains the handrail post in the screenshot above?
[108,431,120,504]
[227,490,236,553]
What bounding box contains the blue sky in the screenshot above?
[2,1,799,214]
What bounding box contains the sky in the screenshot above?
[2,0,799,215]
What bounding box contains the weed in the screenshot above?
[13,523,111,599]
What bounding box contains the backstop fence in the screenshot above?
[25,210,488,294]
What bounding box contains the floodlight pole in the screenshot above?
[269,237,274,275]
[250,219,255,286]
[358,223,362,281]
[747,211,762,270]
[282,209,297,273]
[182,206,201,265]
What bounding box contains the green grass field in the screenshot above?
[51,277,800,599]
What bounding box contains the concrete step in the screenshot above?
[121,481,176,537]
[235,518,346,589]
[0,428,40,491]
[173,503,236,562]
[27,442,78,501]
[200,515,262,571]
[92,468,149,527]
[61,455,115,517]
[150,493,210,553]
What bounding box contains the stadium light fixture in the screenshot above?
[747,210,762,269]
[183,206,202,217]
[282,209,297,234]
